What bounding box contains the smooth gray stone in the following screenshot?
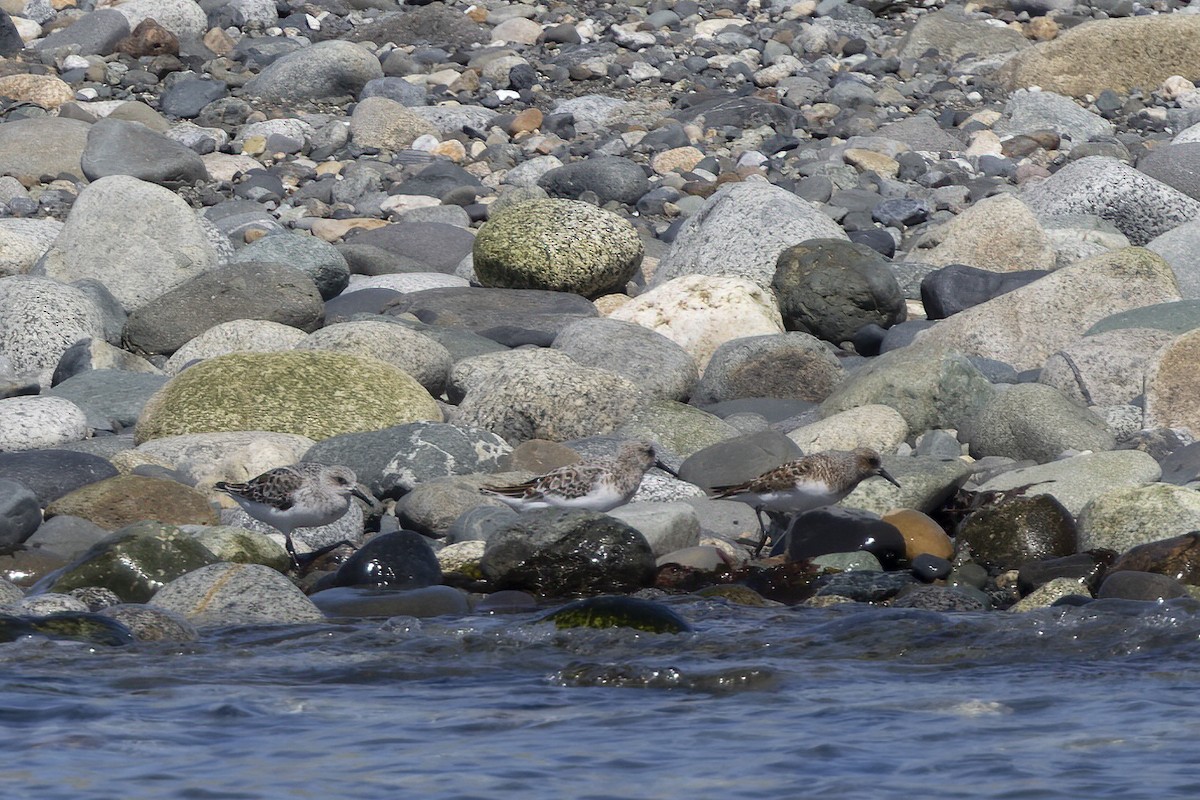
[81,118,209,187]
[35,8,129,56]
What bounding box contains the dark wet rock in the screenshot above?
[1018,551,1112,595]
[0,450,119,506]
[305,421,510,499]
[385,287,597,347]
[812,570,916,603]
[160,77,228,119]
[45,475,219,530]
[0,478,39,553]
[390,161,483,200]
[360,76,427,106]
[911,553,953,582]
[773,238,905,345]
[345,222,475,273]
[81,118,208,187]
[1108,532,1200,585]
[957,494,1078,572]
[890,584,988,611]
[0,611,135,646]
[672,93,801,135]
[552,318,698,402]
[46,370,168,431]
[331,530,442,589]
[122,262,324,355]
[46,521,218,602]
[537,156,650,206]
[1096,570,1191,601]
[98,603,198,641]
[779,507,907,569]
[309,584,469,618]
[150,562,323,624]
[1159,441,1200,486]
[921,264,1050,320]
[481,509,655,597]
[0,10,23,57]
[1085,300,1200,337]
[541,595,691,633]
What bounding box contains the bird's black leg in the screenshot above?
[294,538,358,569]
[751,507,770,558]
[284,534,302,572]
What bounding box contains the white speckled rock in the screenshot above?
[0,218,61,277]
[0,275,106,385]
[607,274,784,372]
[112,0,207,39]
[787,404,909,453]
[32,175,220,312]
[149,562,325,625]
[0,396,89,451]
[652,181,847,288]
[906,194,1057,272]
[1077,483,1200,554]
[1023,156,1200,246]
[164,320,309,375]
[296,320,452,395]
[344,273,470,294]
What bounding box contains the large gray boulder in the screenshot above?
[243,40,383,104]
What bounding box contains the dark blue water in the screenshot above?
[4,597,1200,799]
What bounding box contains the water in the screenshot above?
[5,597,1200,799]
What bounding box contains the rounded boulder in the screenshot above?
[473,200,644,298]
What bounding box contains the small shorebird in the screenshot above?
[707,447,901,556]
[480,440,677,513]
[215,463,374,568]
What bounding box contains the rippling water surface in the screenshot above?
[6,597,1200,799]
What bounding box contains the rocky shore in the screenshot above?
[1,0,1200,644]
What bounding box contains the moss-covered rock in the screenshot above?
[45,474,220,529]
[0,612,136,646]
[473,199,643,298]
[541,595,692,633]
[135,350,442,444]
[46,521,219,602]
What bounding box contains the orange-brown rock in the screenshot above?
[116,18,180,58]
[883,508,954,560]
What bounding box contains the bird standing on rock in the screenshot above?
[707,447,901,556]
[480,440,677,513]
[215,463,374,569]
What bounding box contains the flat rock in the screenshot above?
[0,117,90,186]
[0,449,119,506]
[975,449,1163,517]
[122,262,324,356]
[228,232,350,300]
[345,222,475,273]
[385,286,597,347]
[965,383,1115,462]
[81,118,208,187]
[46,369,169,430]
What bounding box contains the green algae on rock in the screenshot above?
[541,595,692,633]
[0,611,136,646]
[134,350,442,444]
[46,521,219,603]
[472,199,643,298]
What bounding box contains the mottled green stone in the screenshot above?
[135,350,442,443]
[473,199,644,298]
[541,595,692,633]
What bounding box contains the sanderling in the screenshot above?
[480,440,676,513]
[707,447,901,556]
[215,463,373,568]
